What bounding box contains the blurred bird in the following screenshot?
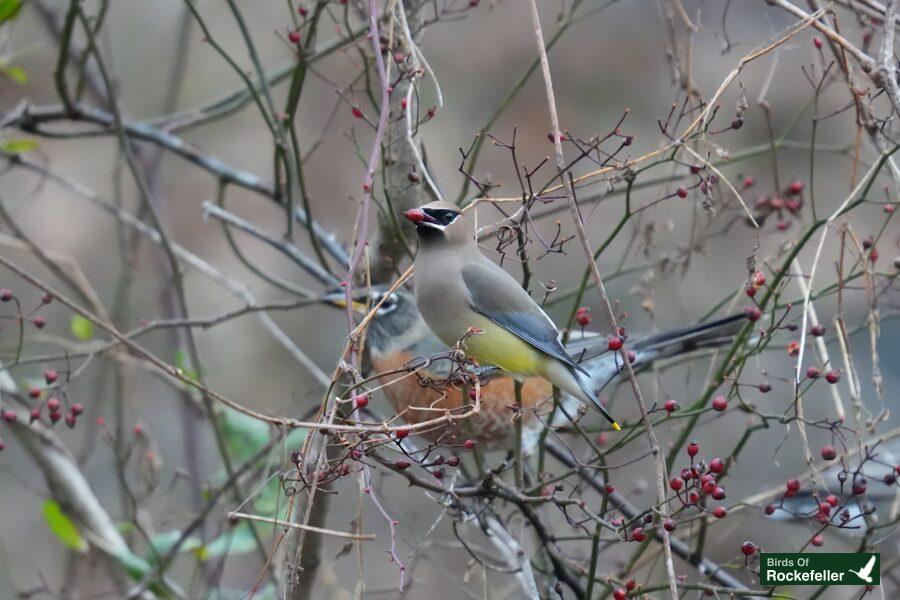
[324,284,743,450]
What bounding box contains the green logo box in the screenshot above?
[760,553,880,586]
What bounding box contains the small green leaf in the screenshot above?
[43,500,88,553]
[70,315,94,341]
[0,139,37,154]
[146,529,202,563]
[220,407,271,463]
[0,64,26,83]
[196,523,257,561]
[0,0,20,24]
[173,348,198,381]
[114,547,153,579]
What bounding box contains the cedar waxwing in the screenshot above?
[405,200,614,431]
[323,285,743,448]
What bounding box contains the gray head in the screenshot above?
[403,200,475,248]
[322,285,431,356]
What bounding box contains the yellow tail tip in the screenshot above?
[612,422,621,431]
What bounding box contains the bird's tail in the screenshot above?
[569,314,746,367]
[543,360,620,430]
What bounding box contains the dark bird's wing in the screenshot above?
[461,263,583,372]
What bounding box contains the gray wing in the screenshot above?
[461,263,583,372]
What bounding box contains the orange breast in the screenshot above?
[371,353,554,449]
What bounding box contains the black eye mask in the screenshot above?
[423,208,459,225]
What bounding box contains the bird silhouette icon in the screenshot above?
[848,555,876,583]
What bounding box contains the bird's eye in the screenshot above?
[442,211,457,224]
[376,294,397,313]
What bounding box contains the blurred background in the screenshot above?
[0,0,898,598]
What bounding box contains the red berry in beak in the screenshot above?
[405,209,426,223]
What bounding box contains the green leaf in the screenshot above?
[220,407,271,463]
[173,348,198,381]
[196,523,257,561]
[146,529,202,562]
[0,0,20,24]
[0,64,26,83]
[70,315,94,341]
[114,547,153,579]
[0,138,37,154]
[43,500,88,553]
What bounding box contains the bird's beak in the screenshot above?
[405,208,444,230]
[322,289,369,313]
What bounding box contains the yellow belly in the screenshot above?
[463,319,543,375]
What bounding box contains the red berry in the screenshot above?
[663,518,676,532]
[826,494,839,507]
[788,180,804,195]
[712,486,727,501]
[741,540,757,555]
[811,534,824,546]
[712,395,728,412]
[709,458,726,473]
[0,438,4,451]
[49,411,61,424]
[669,476,684,491]
[810,324,826,337]
[806,367,821,379]
[764,504,776,515]
[44,369,58,385]
[353,394,369,409]
[630,527,646,542]
[664,399,678,413]
[626,579,636,591]
[28,387,41,399]
[820,445,836,461]
[745,285,757,297]
[852,479,867,495]
[604,483,615,494]
[608,336,624,351]
[463,439,475,450]
[813,37,823,49]
[625,351,636,363]
[819,502,831,517]
[29,408,40,422]
[687,441,699,457]
[596,432,608,446]
[2,410,17,423]
[0,289,11,301]
[758,382,772,393]
[447,455,460,467]
[744,306,762,322]
[752,271,766,287]
[743,175,756,188]
[613,589,627,600]
[46,397,60,412]
[688,491,700,503]
[395,429,409,440]
[676,187,688,198]
[786,478,801,494]
[825,370,841,384]
[33,316,46,329]
[70,403,84,416]
[869,247,879,263]
[394,460,411,470]
[713,507,727,518]
[298,5,308,16]
[288,30,301,44]
[576,312,591,326]
[65,414,76,428]
[703,480,717,495]
[351,106,364,119]
[41,293,52,304]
